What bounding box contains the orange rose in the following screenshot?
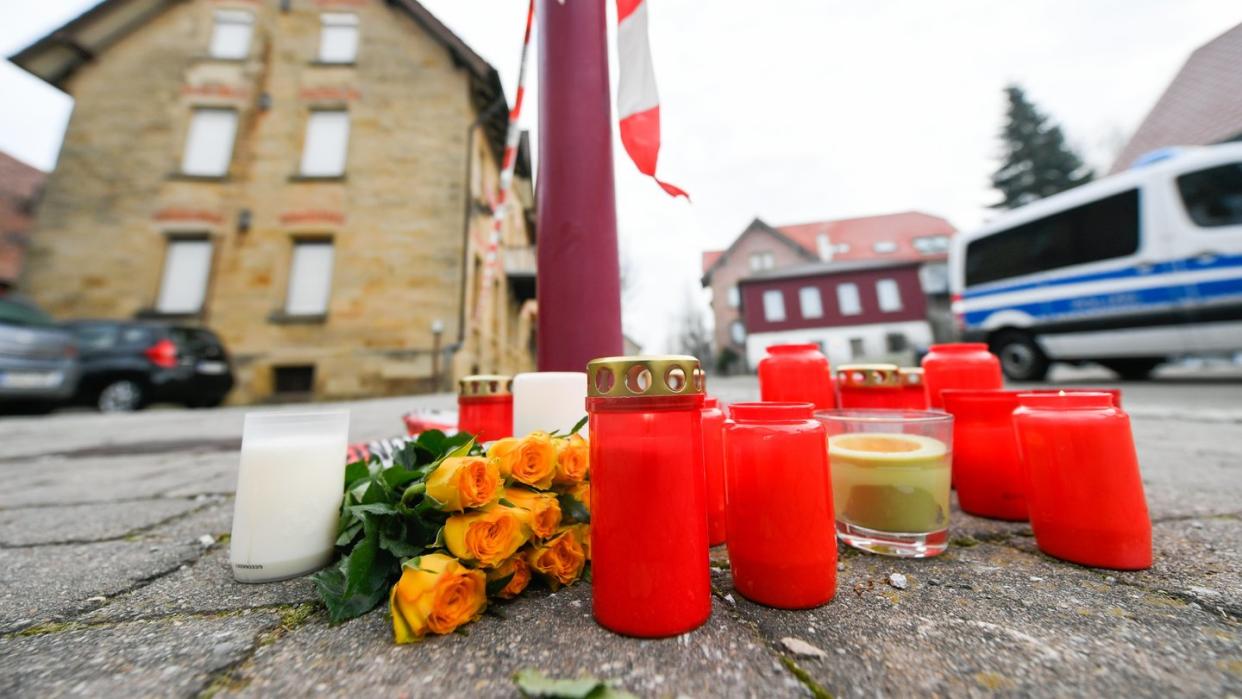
[562,481,590,519]
[389,553,486,643]
[553,433,590,485]
[487,555,532,600]
[502,487,562,538]
[567,523,591,561]
[526,529,587,590]
[444,505,530,568]
[425,456,502,511]
[490,432,557,489]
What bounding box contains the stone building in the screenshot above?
[0,152,45,291]
[11,0,536,403]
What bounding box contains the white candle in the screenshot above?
[512,372,588,436]
[230,411,350,583]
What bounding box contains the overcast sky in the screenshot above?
[4,1,1242,352]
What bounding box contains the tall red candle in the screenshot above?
[898,367,928,410]
[723,402,836,608]
[587,356,711,636]
[758,343,835,409]
[456,375,514,443]
[939,389,1027,521]
[836,364,902,410]
[701,396,727,546]
[921,343,1002,409]
[1013,392,1151,570]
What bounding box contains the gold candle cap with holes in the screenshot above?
[459,374,513,397]
[898,367,923,387]
[836,364,901,388]
[587,355,704,398]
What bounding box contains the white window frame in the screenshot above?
[762,290,786,322]
[156,238,213,314]
[299,110,351,177]
[873,241,898,254]
[798,286,823,319]
[729,320,746,345]
[876,278,903,312]
[837,282,862,316]
[180,108,238,177]
[285,240,335,316]
[816,233,833,261]
[749,251,774,271]
[727,285,740,308]
[208,9,253,60]
[318,13,360,63]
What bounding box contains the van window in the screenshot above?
[1177,163,1242,228]
[965,189,1140,287]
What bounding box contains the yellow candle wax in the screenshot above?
[828,433,951,534]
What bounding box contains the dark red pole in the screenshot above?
[536,0,623,372]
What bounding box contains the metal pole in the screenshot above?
[536,0,624,372]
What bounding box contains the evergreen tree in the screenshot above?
[991,85,1095,209]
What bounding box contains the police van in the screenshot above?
[951,143,1242,380]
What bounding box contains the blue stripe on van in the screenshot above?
[963,283,1193,327]
[962,253,1242,301]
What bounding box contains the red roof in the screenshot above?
[701,250,723,271]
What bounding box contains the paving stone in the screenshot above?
[223,582,788,699]
[0,451,233,508]
[0,498,202,546]
[0,611,279,698]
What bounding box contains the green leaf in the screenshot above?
[382,464,423,489]
[513,669,637,699]
[557,492,590,524]
[343,460,369,491]
[318,521,397,624]
[379,531,423,558]
[569,415,589,436]
[498,498,516,508]
[335,522,362,547]
[433,525,446,549]
[348,503,399,516]
[446,436,476,459]
[486,572,515,596]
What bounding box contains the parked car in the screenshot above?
[951,142,1242,380]
[0,295,80,411]
[65,320,234,412]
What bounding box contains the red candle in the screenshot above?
[701,397,727,546]
[939,389,1027,521]
[898,367,928,410]
[1013,392,1151,570]
[723,402,836,608]
[456,375,514,442]
[836,364,902,410]
[921,343,1002,409]
[587,356,711,636]
[758,343,836,409]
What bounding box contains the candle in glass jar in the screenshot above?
[921,343,1002,409]
[457,374,513,442]
[512,372,587,436]
[758,343,835,409]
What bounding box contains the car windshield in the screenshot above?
[0,297,55,327]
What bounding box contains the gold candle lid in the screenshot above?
[898,367,923,387]
[587,355,704,398]
[459,374,513,397]
[836,364,901,388]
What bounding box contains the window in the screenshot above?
[1177,163,1242,228]
[299,111,350,176]
[886,333,908,353]
[749,251,775,271]
[913,235,950,255]
[849,338,865,359]
[156,239,213,314]
[180,109,237,176]
[965,189,1140,287]
[837,282,861,315]
[762,290,786,322]
[208,10,253,59]
[274,365,315,394]
[798,286,823,319]
[876,278,903,312]
[873,241,897,254]
[285,241,335,315]
[727,285,740,308]
[816,233,833,261]
[729,320,746,345]
[318,13,359,63]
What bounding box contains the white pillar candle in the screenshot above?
[230,411,350,583]
[512,371,588,436]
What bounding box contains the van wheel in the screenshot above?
[991,331,1049,382]
[1101,358,1162,381]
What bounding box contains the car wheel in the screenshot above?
[97,379,145,413]
[991,331,1050,382]
[1102,358,1162,381]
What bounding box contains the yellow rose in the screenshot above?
[489,432,557,489]
[389,553,486,644]
[444,505,530,568]
[487,554,532,600]
[526,528,587,590]
[563,481,590,518]
[502,487,562,539]
[425,456,501,511]
[553,433,590,485]
[567,523,591,561]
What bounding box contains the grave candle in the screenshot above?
[921,343,1002,409]
[836,364,902,410]
[512,372,587,436]
[457,374,513,442]
[701,396,727,546]
[757,343,835,409]
[898,367,928,410]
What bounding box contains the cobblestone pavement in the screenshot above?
[0,375,1240,697]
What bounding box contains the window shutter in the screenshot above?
[318,13,359,63]
[209,10,253,59]
[299,111,351,176]
[286,242,335,315]
[181,109,238,176]
[156,240,213,314]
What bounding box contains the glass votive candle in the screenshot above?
[587,356,710,637]
[921,343,1003,409]
[230,411,350,582]
[457,374,513,442]
[836,364,902,409]
[512,371,587,436]
[724,402,836,608]
[758,343,836,409]
[898,367,928,410]
[817,410,953,558]
[1013,392,1151,570]
[702,396,727,546]
[939,389,1028,521]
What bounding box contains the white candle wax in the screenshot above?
[230,411,349,583]
[512,372,588,437]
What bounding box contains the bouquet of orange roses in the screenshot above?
[313,422,590,644]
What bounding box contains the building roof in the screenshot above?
[1111,22,1242,173]
[739,257,922,284]
[7,0,511,159]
